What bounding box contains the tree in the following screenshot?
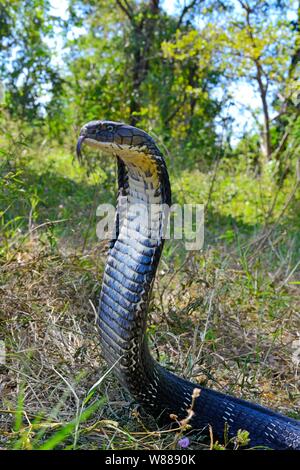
[115,0,207,126]
[115,0,161,125]
[0,0,63,122]
[163,0,299,168]
[65,0,221,168]
[220,0,296,160]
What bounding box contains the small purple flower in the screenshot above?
[178,437,190,448]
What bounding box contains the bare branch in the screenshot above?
[165,93,188,124]
[176,0,202,29]
[150,0,160,11]
[115,0,134,21]
[123,0,134,15]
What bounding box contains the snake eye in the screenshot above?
[107,125,114,133]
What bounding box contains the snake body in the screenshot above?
[77,120,300,449]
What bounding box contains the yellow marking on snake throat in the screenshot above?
[113,144,159,187]
[84,139,160,186]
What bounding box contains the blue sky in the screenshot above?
[50,0,178,17]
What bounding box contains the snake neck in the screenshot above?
[98,150,171,401]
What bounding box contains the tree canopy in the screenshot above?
[0,0,299,175]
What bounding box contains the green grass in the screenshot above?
[0,132,299,450]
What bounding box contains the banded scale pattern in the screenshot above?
[77,120,300,450]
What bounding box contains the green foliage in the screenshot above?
[0,0,63,121]
[1,0,298,170]
[163,0,299,166]
[0,133,117,260]
[0,0,300,451]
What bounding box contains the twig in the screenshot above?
[26,219,68,237]
[177,0,203,29]
[115,0,134,21]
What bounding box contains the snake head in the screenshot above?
[76,120,159,161]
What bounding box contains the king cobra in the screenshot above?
[77,120,300,449]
